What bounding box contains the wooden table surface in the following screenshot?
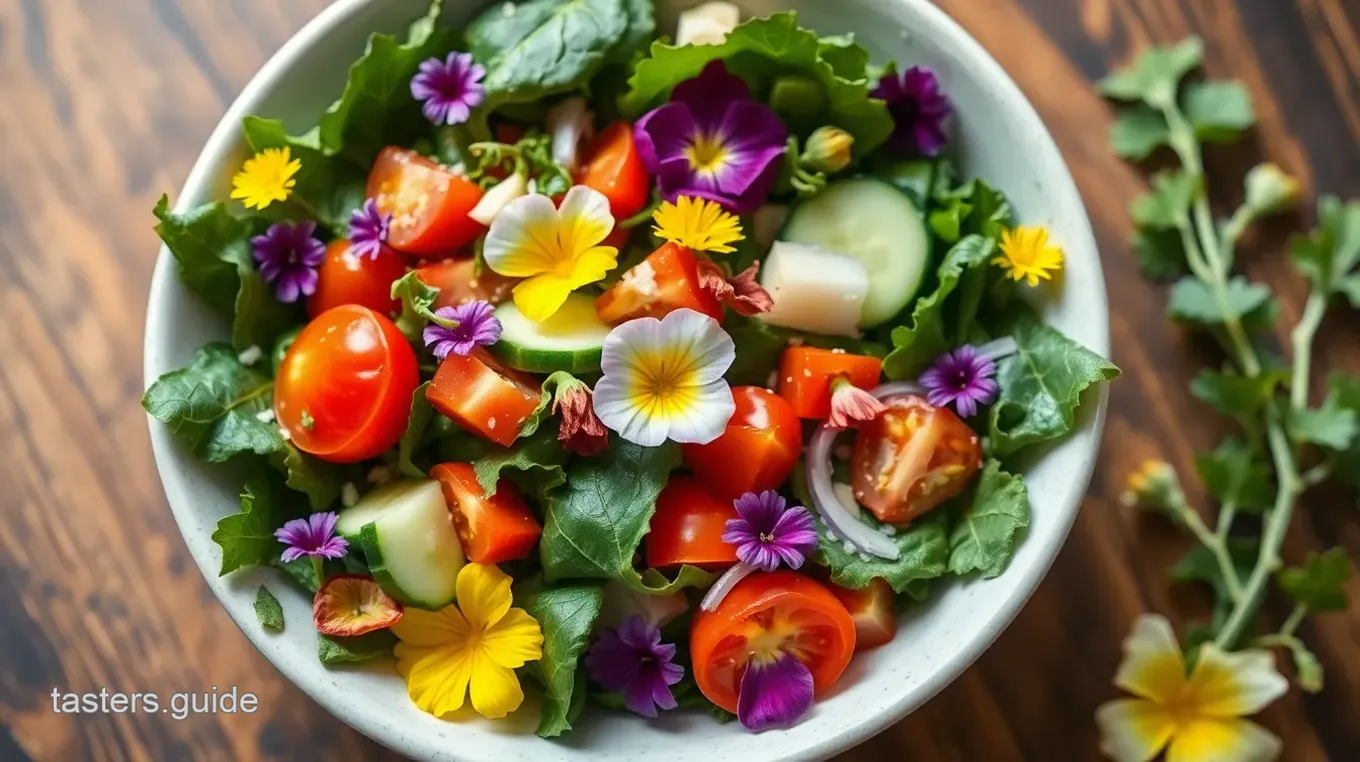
[2,0,1358,760]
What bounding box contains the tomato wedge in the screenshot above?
[827,577,897,651]
[415,258,518,310]
[367,147,485,258]
[426,350,543,447]
[431,462,542,564]
[596,243,724,325]
[576,121,651,221]
[690,571,856,714]
[645,476,740,569]
[778,347,883,419]
[682,386,801,500]
[307,239,408,319]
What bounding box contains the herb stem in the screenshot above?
[1214,500,1238,539]
[1290,291,1328,410]
[1169,491,1244,600]
[311,556,325,588]
[1280,603,1308,638]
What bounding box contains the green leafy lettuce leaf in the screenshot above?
[1289,195,1360,296]
[817,34,870,80]
[883,235,995,380]
[212,476,308,575]
[318,631,397,666]
[515,580,605,738]
[947,460,1030,578]
[929,178,1013,244]
[254,586,285,632]
[1194,439,1273,512]
[1277,548,1353,613]
[474,429,570,503]
[815,512,949,594]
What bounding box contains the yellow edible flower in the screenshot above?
[994,225,1065,286]
[483,186,619,322]
[652,195,744,254]
[391,563,543,720]
[230,147,300,210]
[1096,615,1286,762]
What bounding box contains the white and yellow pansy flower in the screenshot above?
[1097,615,1287,762]
[482,185,619,322]
[592,308,737,447]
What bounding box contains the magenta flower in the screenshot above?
[872,66,952,156]
[738,653,815,732]
[722,491,819,572]
[411,52,486,126]
[919,344,999,418]
[422,300,502,361]
[275,512,349,563]
[634,61,788,214]
[585,615,684,718]
[348,199,391,260]
[251,221,326,303]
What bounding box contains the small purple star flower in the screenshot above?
[872,65,952,156]
[348,199,391,260]
[738,652,815,732]
[722,491,819,573]
[251,221,325,303]
[919,345,999,418]
[422,300,502,361]
[585,615,684,718]
[411,52,486,126]
[275,512,349,563]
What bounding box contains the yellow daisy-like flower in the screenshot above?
[483,186,619,322]
[391,563,544,720]
[230,147,301,210]
[652,196,745,254]
[1096,615,1287,762]
[994,225,1065,286]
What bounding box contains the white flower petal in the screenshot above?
[483,194,561,277]
[1096,699,1175,762]
[1114,615,1187,704]
[663,379,736,444]
[657,308,736,384]
[593,374,670,447]
[557,185,615,253]
[1188,646,1289,718]
[600,317,661,379]
[1165,718,1281,762]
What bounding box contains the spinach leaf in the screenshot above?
[515,579,605,738]
[815,512,949,594]
[473,429,570,503]
[611,0,657,64]
[318,631,397,666]
[883,235,995,379]
[212,476,307,575]
[240,117,368,232]
[947,460,1030,578]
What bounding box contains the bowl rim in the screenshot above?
[143,1,1111,759]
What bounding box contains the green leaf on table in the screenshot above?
[1289,195,1360,295]
[1167,276,1273,324]
[1339,275,1360,309]
[1189,367,1286,422]
[1109,107,1171,160]
[212,476,308,575]
[515,579,605,738]
[473,429,570,503]
[947,460,1030,578]
[1286,393,1359,451]
[1132,228,1187,279]
[1098,37,1203,107]
[883,235,995,380]
[1131,170,1201,230]
[318,630,398,666]
[1194,439,1273,512]
[988,318,1121,457]
[1326,373,1360,490]
[240,117,368,232]
[1170,539,1258,635]
[1277,548,1354,613]
[1182,81,1255,143]
[254,586,285,632]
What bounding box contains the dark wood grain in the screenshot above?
[0,0,1356,760]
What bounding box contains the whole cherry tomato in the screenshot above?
[682,386,801,500]
[275,305,419,463]
[414,258,518,311]
[645,476,740,569]
[576,121,651,221]
[307,239,408,319]
[430,462,542,564]
[367,147,485,258]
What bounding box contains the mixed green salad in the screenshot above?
[145,0,1118,737]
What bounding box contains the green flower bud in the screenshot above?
[801,126,855,174]
[1244,163,1300,216]
[769,75,826,122]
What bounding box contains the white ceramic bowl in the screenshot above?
[144,1,1110,759]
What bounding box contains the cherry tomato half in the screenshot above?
[367,147,485,258]
[426,350,543,447]
[275,305,420,463]
[683,386,801,500]
[827,577,897,651]
[690,571,856,714]
[645,476,740,569]
[430,462,542,564]
[597,243,724,325]
[576,121,651,221]
[851,394,983,524]
[778,347,883,420]
[307,239,408,319]
[415,258,518,311]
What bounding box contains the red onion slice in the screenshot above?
[806,424,901,560]
[700,562,756,612]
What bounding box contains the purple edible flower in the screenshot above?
[872,65,952,156]
[634,61,788,214]
[348,199,391,260]
[585,615,685,718]
[919,345,999,418]
[251,221,326,303]
[411,52,487,126]
[738,653,815,731]
[275,512,349,563]
[422,301,502,361]
[722,491,819,573]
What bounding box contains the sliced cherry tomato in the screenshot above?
[576,121,651,221]
[307,239,408,319]
[778,347,884,419]
[690,571,856,714]
[430,462,542,564]
[596,243,724,325]
[683,386,801,500]
[415,258,518,310]
[367,147,485,258]
[427,350,543,447]
[827,578,897,651]
[851,394,983,524]
[645,476,740,569]
[275,305,419,463]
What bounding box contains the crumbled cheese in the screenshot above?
[341,482,360,508]
[786,336,805,347]
[488,417,497,430]
[882,524,897,537]
[367,465,393,486]
[237,345,263,366]
[255,409,276,424]
[802,368,812,378]
[502,1,516,15]
[279,427,291,441]
[621,261,659,298]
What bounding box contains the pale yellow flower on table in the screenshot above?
[483,186,619,322]
[994,225,1065,286]
[391,563,543,720]
[1096,615,1287,762]
[652,195,745,254]
[230,147,300,210]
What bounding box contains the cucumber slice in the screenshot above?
[336,480,465,610]
[780,177,930,327]
[490,292,611,374]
